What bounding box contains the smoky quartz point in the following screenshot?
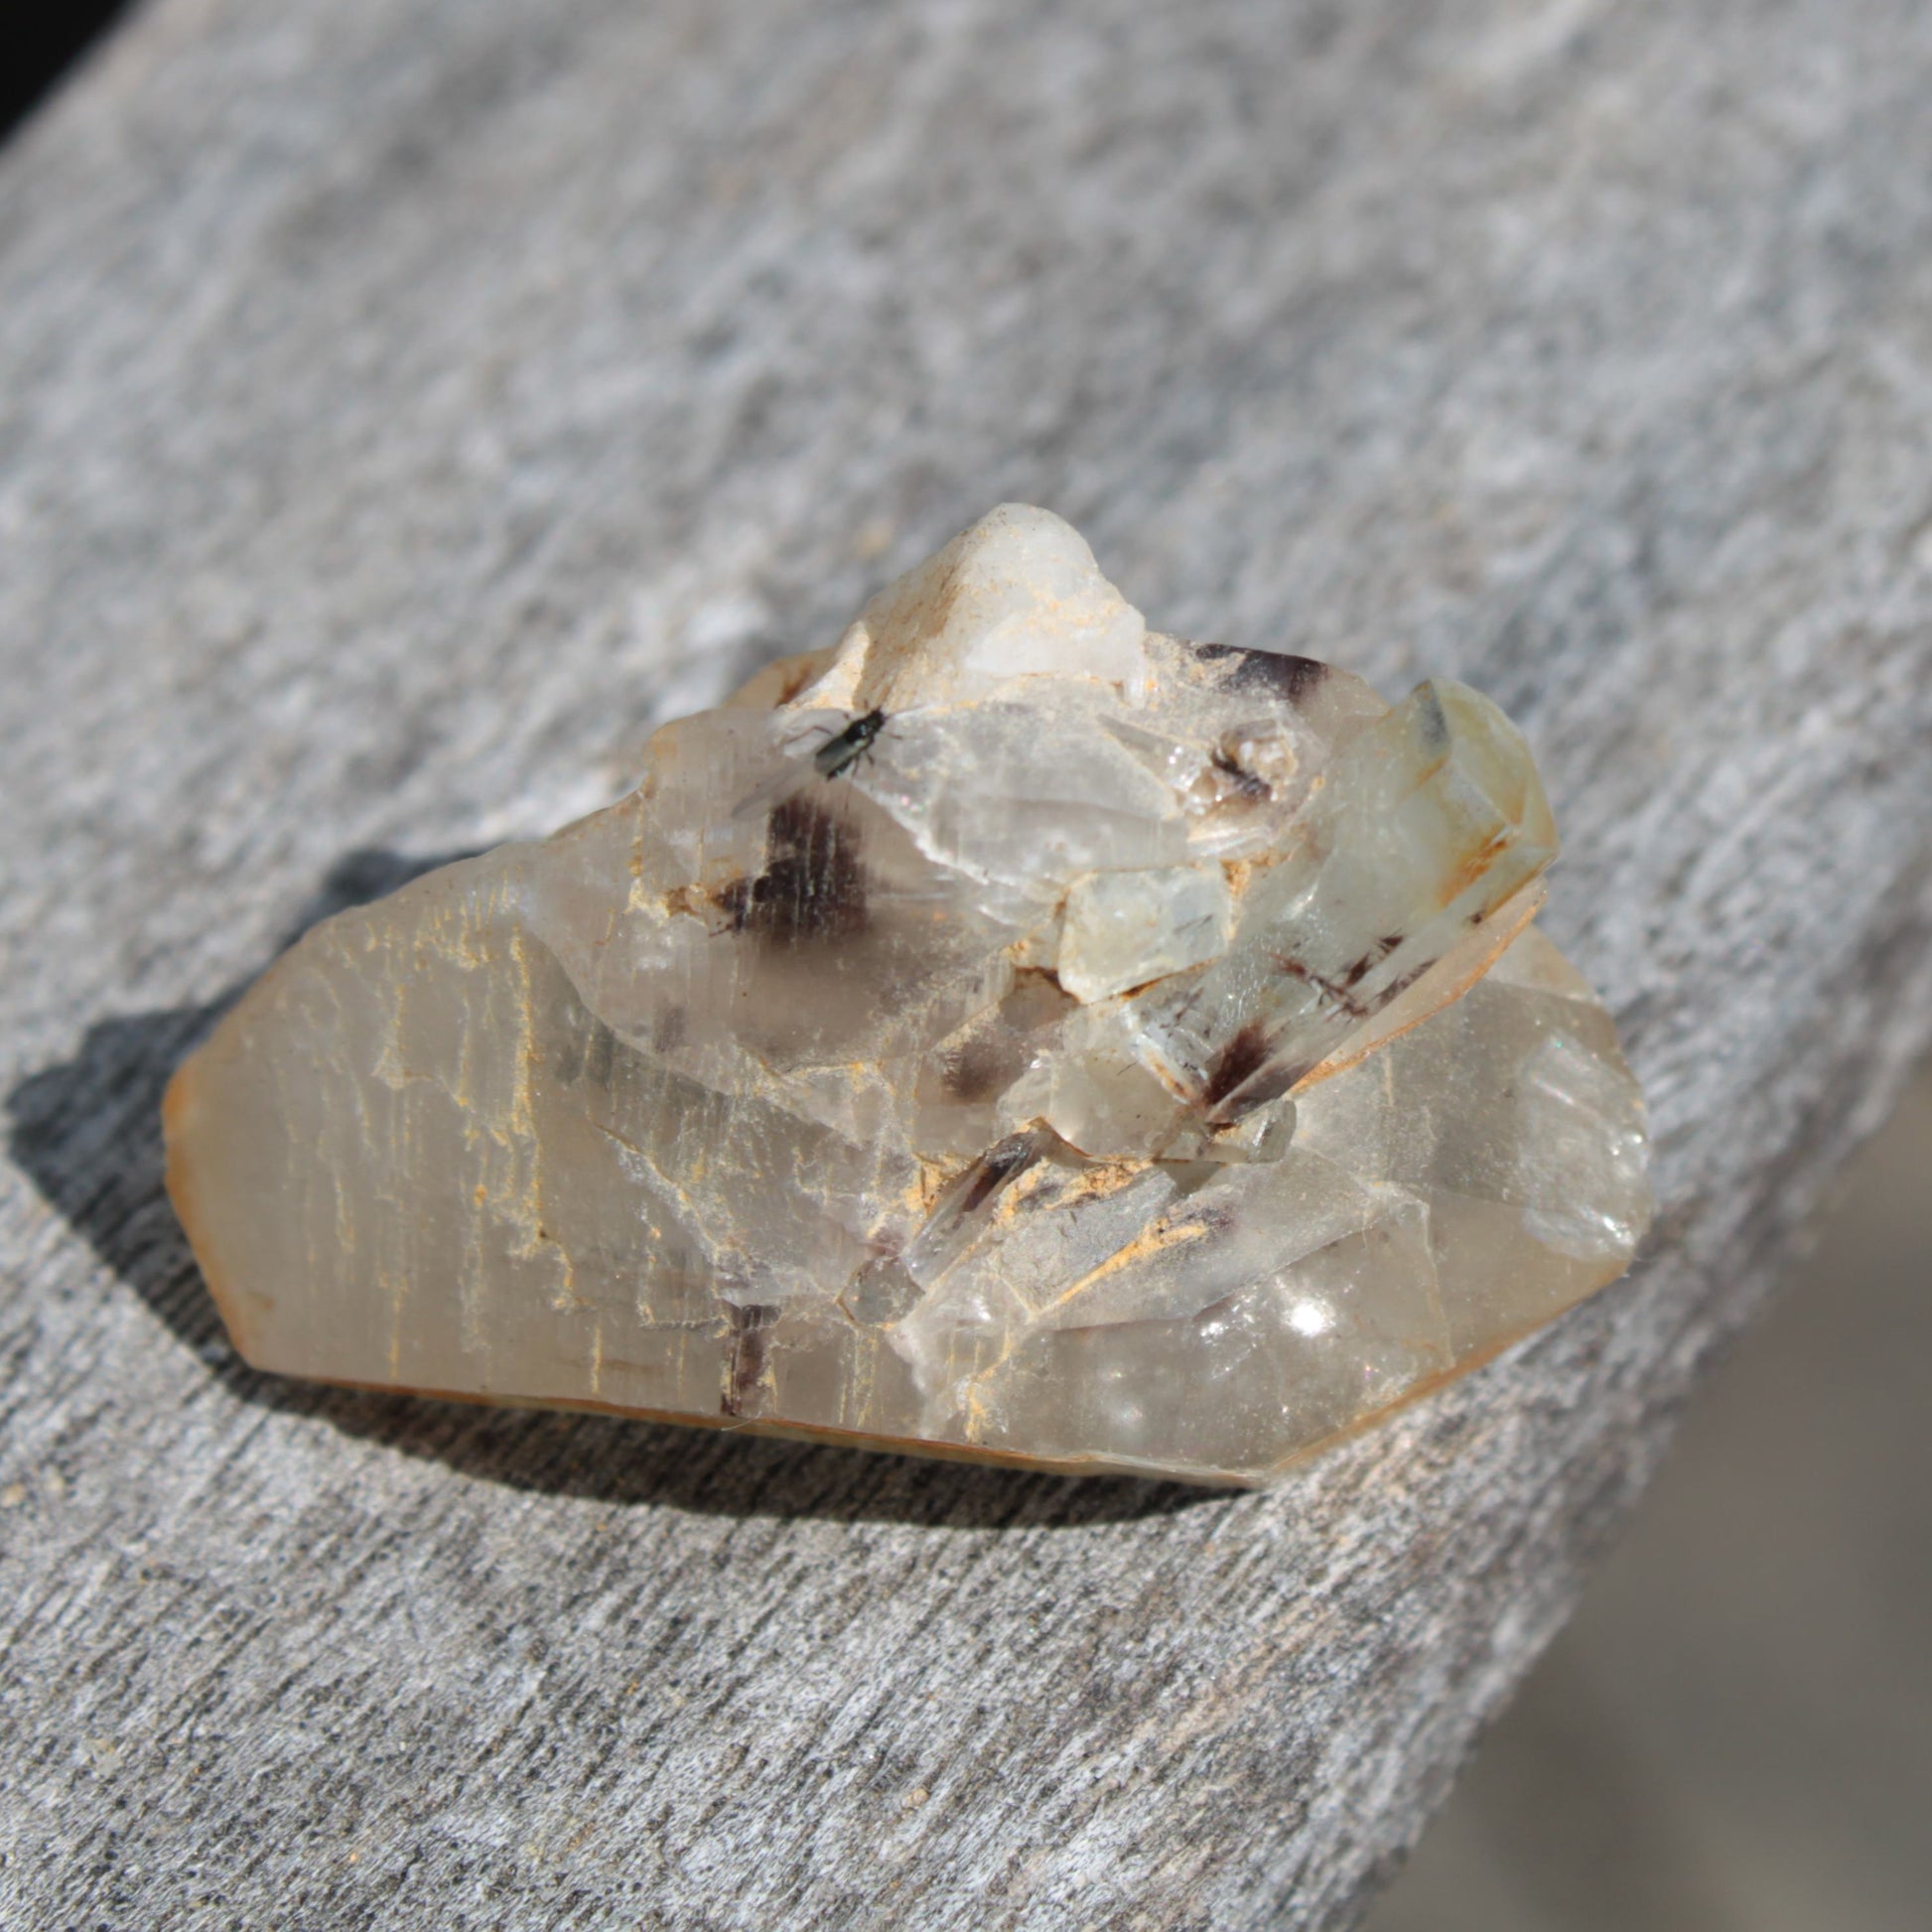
[165,505,1652,1485]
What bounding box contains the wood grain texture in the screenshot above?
[3,2,1931,1926]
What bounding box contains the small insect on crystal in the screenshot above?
[813,708,887,780]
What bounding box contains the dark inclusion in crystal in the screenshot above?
[717,794,868,945]
[1197,642,1330,704]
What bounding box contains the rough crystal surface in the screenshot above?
[164,506,1652,1485]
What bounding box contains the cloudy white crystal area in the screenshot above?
[164,505,1652,1486]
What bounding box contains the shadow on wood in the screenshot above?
[7,846,1204,1532]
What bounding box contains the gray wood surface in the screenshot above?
[4,2,1931,1926]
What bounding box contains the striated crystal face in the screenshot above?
[164,505,1651,1485]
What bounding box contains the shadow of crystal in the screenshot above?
[7,847,1209,1530]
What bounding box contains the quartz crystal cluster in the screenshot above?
[165,506,1651,1485]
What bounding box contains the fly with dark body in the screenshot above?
[812,708,887,779]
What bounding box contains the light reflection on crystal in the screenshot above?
[1289,1299,1335,1339]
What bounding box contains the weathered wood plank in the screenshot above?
[3,2,1931,1926]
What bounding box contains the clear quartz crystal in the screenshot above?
[165,505,1652,1485]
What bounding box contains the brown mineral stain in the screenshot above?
[940,1035,1010,1104]
[722,1303,781,1417]
[1201,1022,1273,1110]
